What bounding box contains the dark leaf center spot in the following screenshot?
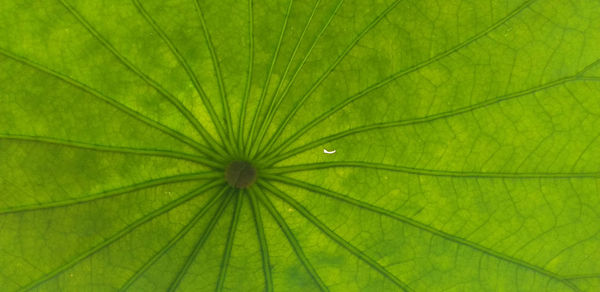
[225,161,257,188]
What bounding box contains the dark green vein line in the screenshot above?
[260,181,412,291]
[246,0,295,158]
[217,191,243,291]
[0,133,221,169]
[0,172,219,216]
[539,229,600,277]
[253,0,344,160]
[168,188,233,292]
[131,0,231,156]
[238,0,255,155]
[577,57,600,77]
[251,0,321,158]
[58,0,228,158]
[261,0,540,162]
[18,180,223,292]
[259,0,400,157]
[0,48,214,159]
[563,273,600,280]
[247,189,273,292]
[265,76,600,165]
[266,174,581,291]
[193,0,236,150]
[255,186,328,291]
[119,186,226,291]
[264,161,600,179]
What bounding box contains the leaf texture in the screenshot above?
[1,0,600,291]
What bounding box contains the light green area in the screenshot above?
[1,0,600,291]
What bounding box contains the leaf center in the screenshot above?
[225,161,257,188]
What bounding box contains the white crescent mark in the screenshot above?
[323,148,336,154]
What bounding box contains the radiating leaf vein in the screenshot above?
[255,186,328,291]
[58,0,229,158]
[261,181,412,291]
[0,48,212,158]
[18,180,223,291]
[168,187,232,292]
[119,186,227,291]
[131,0,230,156]
[0,133,221,169]
[266,174,581,291]
[266,76,600,165]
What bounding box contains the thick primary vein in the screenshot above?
[259,0,401,156]
[193,0,236,149]
[246,0,295,158]
[131,0,231,156]
[119,187,226,291]
[0,172,219,216]
[0,133,221,169]
[260,181,412,291]
[267,174,580,291]
[252,0,321,157]
[262,0,540,161]
[238,0,255,154]
[18,180,223,292]
[168,190,233,292]
[253,0,345,160]
[217,191,243,292]
[247,189,273,292]
[58,0,229,158]
[255,186,328,291]
[0,48,214,158]
[264,161,600,179]
[266,76,600,165]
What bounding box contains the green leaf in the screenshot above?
[1,0,600,291]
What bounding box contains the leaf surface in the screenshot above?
[1,0,600,291]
